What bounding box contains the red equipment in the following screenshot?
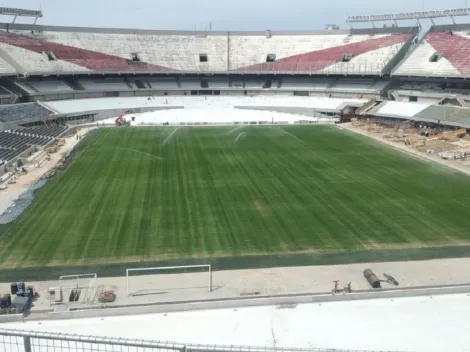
[115,110,130,126]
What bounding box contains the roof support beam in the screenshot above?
[347,7,470,24]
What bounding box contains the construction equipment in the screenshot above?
[383,273,399,286]
[439,128,467,141]
[14,167,27,175]
[331,280,352,294]
[405,138,426,147]
[363,269,381,288]
[12,295,32,314]
[115,110,131,126]
[25,285,39,299]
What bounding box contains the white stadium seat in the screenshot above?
[0,27,414,76]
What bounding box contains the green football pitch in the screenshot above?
[2,125,470,269]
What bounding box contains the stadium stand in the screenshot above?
[0,84,16,104]
[414,105,470,124]
[233,32,413,75]
[0,125,67,163]
[22,80,74,93]
[0,85,12,95]
[0,103,54,122]
[388,80,470,105]
[77,78,130,91]
[375,101,430,117]
[393,24,470,78]
[0,24,416,75]
[244,80,266,89]
[0,30,169,74]
[24,125,68,138]
[179,78,204,89]
[0,55,16,76]
[207,79,229,89]
[147,78,179,89]
[360,100,470,128]
[12,76,390,96]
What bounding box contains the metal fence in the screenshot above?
[0,329,400,352]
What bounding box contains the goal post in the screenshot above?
[59,273,97,289]
[57,273,98,305]
[126,264,212,296]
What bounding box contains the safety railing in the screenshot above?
[0,328,401,352]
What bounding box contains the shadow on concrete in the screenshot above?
[2,245,470,282]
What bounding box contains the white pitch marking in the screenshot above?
[116,147,163,160]
[161,127,179,146]
[278,127,305,144]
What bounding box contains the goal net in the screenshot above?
[126,264,212,296]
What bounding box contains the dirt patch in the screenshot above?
[341,123,470,176]
[0,126,98,218]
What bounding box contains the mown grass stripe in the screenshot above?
[2,125,470,268]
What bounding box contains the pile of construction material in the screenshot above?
[367,124,383,133]
[438,150,469,160]
[363,269,399,289]
[439,129,466,142]
[351,118,364,127]
[43,168,57,179]
[331,280,352,295]
[98,289,116,303]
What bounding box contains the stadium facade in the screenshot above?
[0,20,469,128]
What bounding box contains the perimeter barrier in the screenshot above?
[0,328,400,352]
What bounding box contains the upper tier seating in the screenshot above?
[233,33,412,75]
[393,28,470,78]
[0,31,169,74]
[0,103,54,123]
[0,28,414,75]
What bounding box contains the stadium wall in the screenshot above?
[8,283,470,322]
[11,76,388,103]
[23,89,299,102]
[235,106,341,116]
[90,106,184,121]
[0,106,185,130]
